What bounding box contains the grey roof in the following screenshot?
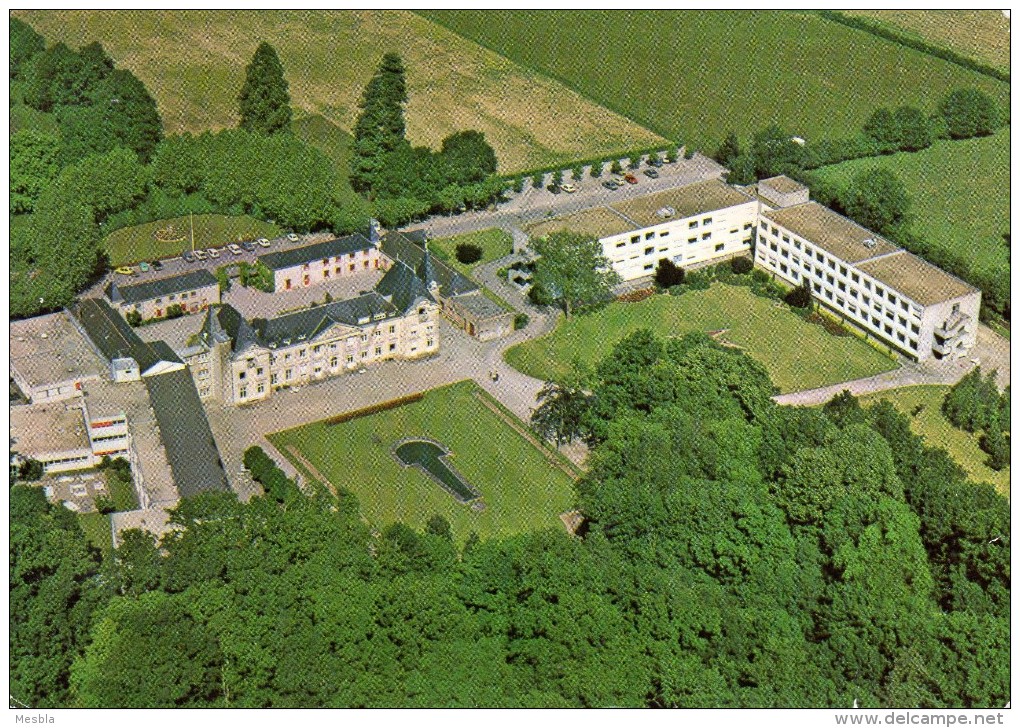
[143,368,229,499]
[380,231,478,298]
[258,234,375,271]
[375,261,436,313]
[73,299,182,373]
[254,293,399,348]
[449,291,510,320]
[201,304,259,353]
[105,270,217,305]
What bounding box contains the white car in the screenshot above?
[561,183,578,193]
[206,247,220,258]
[287,233,300,243]
[228,243,243,255]
[256,238,271,248]
[193,249,208,261]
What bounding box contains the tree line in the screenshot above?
[942,367,1010,470]
[10,330,1009,708]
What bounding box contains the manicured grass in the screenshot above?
[421,10,1010,153]
[103,214,282,266]
[845,10,1010,73]
[106,471,139,512]
[811,129,1010,282]
[14,10,662,172]
[268,381,575,543]
[78,512,113,557]
[505,284,897,394]
[858,385,1009,496]
[429,228,513,276]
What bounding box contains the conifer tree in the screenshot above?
[350,52,408,193]
[238,42,292,135]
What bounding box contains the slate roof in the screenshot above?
[380,231,478,298]
[200,304,259,353]
[73,299,183,373]
[376,261,436,314]
[105,270,217,305]
[258,234,375,271]
[143,368,229,499]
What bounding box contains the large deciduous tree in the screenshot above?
[939,88,1000,140]
[10,130,61,213]
[10,17,45,80]
[839,167,911,236]
[238,42,292,136]
[439,130,498,185]
[530,231,620,317]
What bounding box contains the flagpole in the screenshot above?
[190,212,195,252]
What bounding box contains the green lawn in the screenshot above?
[421,10,1009,153]
[429,228,513,276]
[268,381,576,543]
[811,128,1010,283]
[78,512,113,557]
[858,385,1009,496]
[505,284,897,393]
[104,214,282,266]
[106,471,139,512]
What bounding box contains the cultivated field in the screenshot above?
[504,284,897,394]
[13,9,663,173]
[428,228,513,276]
[859,385,1009,496]
[104,214,282,266]
[845,10,1010,73]
[811,128,1010,284]
[422,10,1010,154]
[268,381,576,543]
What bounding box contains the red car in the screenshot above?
[624,173,638,184]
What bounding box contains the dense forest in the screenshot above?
[10,332,1009,708]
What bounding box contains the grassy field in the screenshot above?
[505,284,897,393]
[78,512,113,557]
[845,10,1010,73]
[268,381,576,543]
[811,128,1010,283]
[428,228,513,276]
[421,10,1010,154]
[859,385,1009,496]
[292,113,354,170]
[14,10,663,173]
[103,214,282,266]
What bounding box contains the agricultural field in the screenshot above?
[811,128,1010,284]
[845,10,1010,73]
[103,214,282,266]
[858,385,1009,496]
[504,284,897,394]
[14,9,663,173]
[428,228,513,276]
[422,10,1010,154]
[268,381,576,543]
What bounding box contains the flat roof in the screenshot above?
[761,202,899,264]
[10,403,90,455]
[451,291,509,319]
[857,251,978,307]
[527,207,634,239]
[10,311,106,389]
[759,175,807,195]
[611,179,754,229]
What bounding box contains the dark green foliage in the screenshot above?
[610,159,623,174]
[10,131,62,214]
[939,88,1000,139]
[531,172,543,189]
[839,167,911,236]
[784,283,812,308]
[243,445,299,503]
[653,257,685,288]
[979,424,1009,471]
[589,160,603,177]
[571,164,584,181]
[531,377,592,446]
[531,231,621,317]
[714,131,741,166]
[238,43,292,136]
[454,242,483,264]
[513,312,530,330]
[23,42,111,112]
[351,52,408,193]
[748,124,805,179]
[730,255,753,274]
[862,107,900,154]
[892,106,932,152]
[16,458,45,481]
[822,389,866,428]
[10,17,45,80]
[942,367,1007,433]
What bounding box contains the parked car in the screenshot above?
[287,233,300,243]
[648,157,664,168]
[228,243,243,255]
[256,238,271,248]
[182,251,196,263]
[138,261,151,272]
[602,180,620,190]
[624,173,639,184]
[546,183,562,194]
[151,260,164,271]
[561,183,578,193]
[114,266,136,276]
[610,175,625,185]
[194,249,208,261]
[644,168,660,179]
[206,247,221,258]
[241,240,256,252]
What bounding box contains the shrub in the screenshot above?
[455,243,484,265]
[590,161,604,178]
[683,148,695,160]
[511,176,525,193]
[323,393,424,425]
[125,309,142,327]
[785,284,812,309]
[165,303,185,319]
[654,258,685,289]
[610,160,623,175]
[531,173,543,189]
[571,165,584,181]
[730,256,753,275]
[513,313,530,330]
[551,169,564,185]
[16,458,44,482]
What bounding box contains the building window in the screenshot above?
[813,283,821,293]
[816,251,824,262]
[688,237,697,244]
[256,367,263,376]
[346,355,354,364]
[659,230,669,237]
[884,324,893,335]
[257,383,265,394]
[826,274,834,285]
[300,349,306,358]
[644,246,654,255]
[782,234,790,243]
[714,243,724,252]
[645,232,654,240]
[851,272,859,283]
[837,281,846,292]
[781,249,789,259]
[330,356,338,367]
[824,290,833,300]
[389,343,396,352]
[909,339,917,350]
[239,386,247,399]
[616,241,625,248]
[701,232,712,240]
[631,235,640,243]
[779,262,788,273]
[898,316,907,327]
[910,323,919,334]
[426,338,434,348]
[643,263,654,270]
[238,371,246,380]
[271,373,278,384]
[689,221,698,229]
[743,222,752,230]
[703,217,713,225]
[374,346,382,355]
[771,226,779,235]
[769,241,778,252]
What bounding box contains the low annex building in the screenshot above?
[105,269,220,321]
[10,397,130,475]
[756,201,980,361]
[257,233,385,292]
[10,310,107,404]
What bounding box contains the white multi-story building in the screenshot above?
[756,201,980,361]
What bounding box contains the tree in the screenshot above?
[16,458,45,481]
[822,390,866,428]
[530,231,621,317]
[892,106,932,152]
[862,107,899,154]
[10,17,45,80]
[30,180,102,293]
[61,147,149,223]
[532,377,592,446]
[531,172,543,189]
[10,130,62,214]
[590,161,604,178]
[784,283,812,308]
[714,131,741,166]
[610,159,623,174]
[654,257,685,288]
[839,167,911,236]
[439,130,498,185]
[238,42,292,136]
[939,88,999,139]
[455,242,483,264]
[23,41,113,112]
[748,125,804,179]
[730,256,753,274]
[979,418,1009,471]
[351,52,408,193]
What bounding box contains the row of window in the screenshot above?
[153,290,204,305]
